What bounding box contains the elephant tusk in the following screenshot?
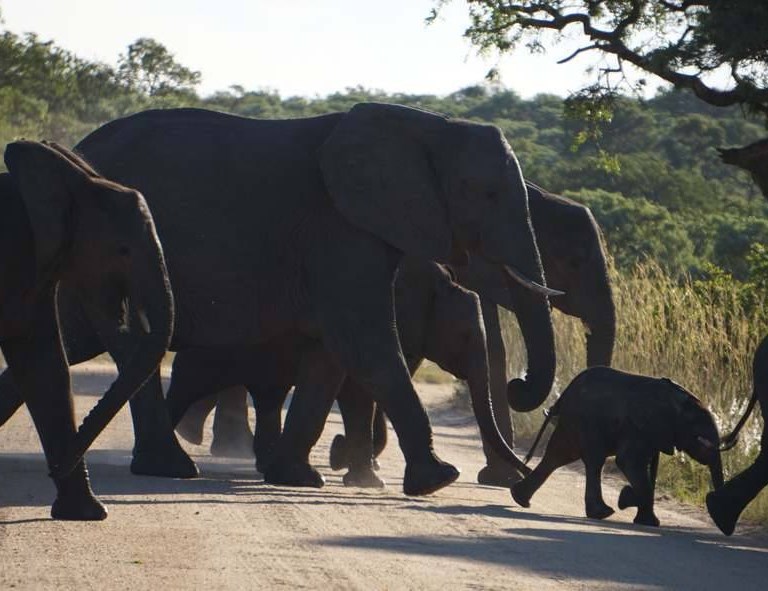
[503,265,565,297]
[137,308,152,334]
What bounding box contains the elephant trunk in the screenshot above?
[584,296,616,368]
[464,319,531,476]
[51,248,174,478]
[504,273,556,413]
[709,449,724,490]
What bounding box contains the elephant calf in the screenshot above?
[511,367,724,527]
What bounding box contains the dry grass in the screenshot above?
[501,262,768,524]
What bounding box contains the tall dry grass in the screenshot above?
[502,261,768,523]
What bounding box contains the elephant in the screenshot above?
[718,138,768,201]
[180,181,615,487]
[706,334,768,536]
[167,259,528,487]
[511,367,724,527]
[0,103,558,496]
[0,141,174,520]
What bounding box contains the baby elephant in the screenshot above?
[511,367,724,526]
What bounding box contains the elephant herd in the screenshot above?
[0,103,763,536]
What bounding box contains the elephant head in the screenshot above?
[631,378,724,490]
[320,103,558,417]
[454,183,614,413]
[526,184,615,368]
[2,141,174,476]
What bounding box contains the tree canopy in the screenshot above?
[433,1,768,119]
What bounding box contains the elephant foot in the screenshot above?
[175,413,205,446]
[210,428,254,459]
[706,491,738,536]
[131,440,199,479]
[343,466,386,488]
[51,493,108,521]
[403,457,459,496]
[617,485,640,509]
[51,465,108,521]
[329,434,350,471]
[633,510,660,527]
[586,501,615,520]
[477,464,525,488]
[510,481,532,508]
[264,461,325,488]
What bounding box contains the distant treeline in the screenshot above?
[2,31,768,281]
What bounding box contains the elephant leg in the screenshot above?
[577,424,613,519]
[336,380,384,488]
[511,424,579,507]
[616,442,659,527]
[174,395,217,445]
[210,386,254,459]
[477,301,519,487]
[128,371,199,478]
[0,370,23,427]
[707,447,768,536]
[1,294,106,520]
[263,346,345,488]
[371,404,387,468]
[253,385,289,474]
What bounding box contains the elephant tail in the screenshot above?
[719,387,758,451]
[524,402,559,464]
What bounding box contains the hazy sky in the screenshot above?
[2,0,621,98]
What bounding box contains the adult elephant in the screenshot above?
[175,183,615,487]
[0,104,557,495]
[0,141,174,520]
[706,334,768,535]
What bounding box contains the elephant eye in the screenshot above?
[117,245,131,258]
[486,191,500,203]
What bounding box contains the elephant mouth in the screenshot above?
[503,265,565,297]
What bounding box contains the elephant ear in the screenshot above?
[319,103,452,262]
[628,382,679,455]
[4,140,94,275]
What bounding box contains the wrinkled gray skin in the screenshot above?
[0,104,555,496]
[0,141,173,520]
[512,367,724,527]
[707,334,768,536]
[169,259,529,487]
[181,183,615,487]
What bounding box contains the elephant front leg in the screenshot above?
[263,346,346,488]
[2,294,106,520]
[128,371,199,478]
[210,386,254,459]
[616,442,660,527]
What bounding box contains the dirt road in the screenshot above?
[1,367,766,590]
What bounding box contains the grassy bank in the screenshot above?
[502,262,768,524]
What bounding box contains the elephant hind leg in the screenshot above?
[512,424,580,508]
[210,386,254,459]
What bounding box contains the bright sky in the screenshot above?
[1,0,622,99]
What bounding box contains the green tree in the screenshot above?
[117,38,200,97]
